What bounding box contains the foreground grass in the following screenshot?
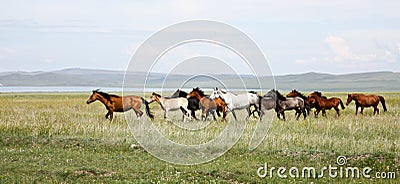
[0,92,399,183]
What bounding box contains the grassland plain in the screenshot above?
[0,92,399,183]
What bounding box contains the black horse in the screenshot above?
[171,89,200,120]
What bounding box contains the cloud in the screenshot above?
[0,48,16,61]
[397,43,400,54]
[324,36,378,62]
[295,57,318,64]
[295,35,400,70]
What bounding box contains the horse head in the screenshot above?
[287,89,298,97]
[149,92,162,103]
[210,88,221,100]
[346,94,353,106]
[87,89,101,104]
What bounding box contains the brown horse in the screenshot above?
[309,92,345,117]
[346,93,387,115]
[188,87,227,121]
[86,89,154,121]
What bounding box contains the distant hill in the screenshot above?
[0,68,399,92]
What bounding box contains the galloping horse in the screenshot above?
[149,92,192,121]
[188,87,227,121]
[86,89,154,121]
[309,91,345,117]
[209,87,259,120]
[267,89,306,120]
[256,94,277,120]
[171,89,199,120]
[346,93,387,115]
[287,89,319,115]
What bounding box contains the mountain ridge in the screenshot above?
[1,68,399,92]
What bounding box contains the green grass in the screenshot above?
[0,92,399,183]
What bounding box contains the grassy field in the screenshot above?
[0,92,399,183]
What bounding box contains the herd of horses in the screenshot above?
[86,88,387,121]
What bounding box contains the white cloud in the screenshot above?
[296,35,400,70]
[397,43,400,54]
[295,57,318,64]
[324,36,378,62]
[0,48,16,61]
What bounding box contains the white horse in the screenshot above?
[209,87,259,120]
[149,92,192,121]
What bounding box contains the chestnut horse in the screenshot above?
[86,89,154,121]
[346,93,387,115]
[309,91,345,117]
[188,87,227,121]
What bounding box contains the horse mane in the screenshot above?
[152,92,162,98]
[171,89,187,98]
[313,91,323,97]
[275,90,286,101]
[192,87,205,97]
[94,90,120,102]
[293,89,307,99]
[248,91,258,95]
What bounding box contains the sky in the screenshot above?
[1,0,400,75]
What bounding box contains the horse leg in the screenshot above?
[322,109,326,117]
[211,110,217,121]
[360,106,364,115]
[183,107,192,120]
[245,107,251,120]
[191,110,198,120]
[105,111,110,119]
[314,109,319,118]
[216,109,221,117]
[302,108,307,119]
[334,106,340,117]
[259,110,264,121]
[355,105,359,115]
[231,110,238,121]
[295,108,301,120]
[373,105,379,115]
[164,110,168,119]
[201,106,207,121]
[134,107,143,118]
[252,104,259,118]
[222,111,227,121]
[109,111,114,121]
[180,107,187,121]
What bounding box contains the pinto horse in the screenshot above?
[309,92,345,117]
[86,89,154,121]
[346,93,387,115]
[171,89,200,120]
[188,87,227,121]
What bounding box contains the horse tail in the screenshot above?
[141,97,154,120]
[339,98,345,110]
[378,96,387,112]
